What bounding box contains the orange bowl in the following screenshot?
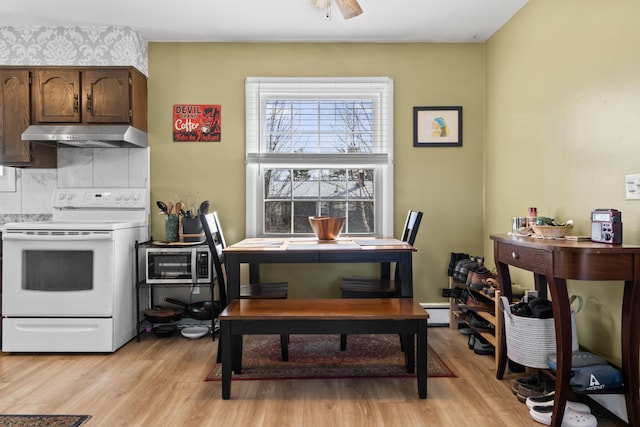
[308,216,345,241]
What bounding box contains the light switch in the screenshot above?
[625,174,640,200]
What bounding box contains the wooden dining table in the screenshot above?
[222,237,417,302]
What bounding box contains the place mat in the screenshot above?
[229,240,285,248]
[353,239,406,246]
[286,242,361,250]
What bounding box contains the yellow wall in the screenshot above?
[485,0,640,363]
[148,42,486,301]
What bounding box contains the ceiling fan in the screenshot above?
[311,0,363,20]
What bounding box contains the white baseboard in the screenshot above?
[587,394,628,423]
[420,303,450,327]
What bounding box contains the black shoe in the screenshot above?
[448,252,469,276]
[509,359,526,373]
[473,338,494,355]
[469,314,494,332]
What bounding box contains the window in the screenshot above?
[0,166,17,192]
[245,77,394,237]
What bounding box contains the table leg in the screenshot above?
[621,278,640,426]
[494,259,511,380]
[397,252,413,298]
[417,322,427,399]
[225,253,241,302]
[546,277,571,427]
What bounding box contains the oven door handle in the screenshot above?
[2,231,113,241]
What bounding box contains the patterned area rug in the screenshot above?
[206,334,455,381]
[0,414,91,427]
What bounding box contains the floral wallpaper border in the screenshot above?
[0,25,147,75]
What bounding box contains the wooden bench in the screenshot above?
[219,297,429,399]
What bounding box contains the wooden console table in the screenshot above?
[490,234,640,427]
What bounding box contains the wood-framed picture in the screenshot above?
[413,106,462,147]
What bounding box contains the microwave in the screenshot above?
[145,246,212,284]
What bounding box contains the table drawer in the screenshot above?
[497,244,548,273]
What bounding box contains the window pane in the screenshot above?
[264,201,291,234]
[293,201,317,233]
[347,170,374,200]
[265,169,291,199]
[347,201,375,233]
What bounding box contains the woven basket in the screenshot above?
[532,224,573,238]
[499,296,581,369]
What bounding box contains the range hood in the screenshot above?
[22,125,148,148]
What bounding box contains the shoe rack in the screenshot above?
[449,276,503,373]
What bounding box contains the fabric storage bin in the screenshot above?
[500,295,581,369]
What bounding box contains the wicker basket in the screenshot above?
[499,296,580,369]
[532,224,573,238]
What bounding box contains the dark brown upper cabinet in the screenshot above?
[31,67,147,131]
[0,69,56,168]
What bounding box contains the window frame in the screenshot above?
[245,77,394,238]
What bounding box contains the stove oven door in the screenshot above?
[1,230,116,317]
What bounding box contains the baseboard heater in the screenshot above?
[420,303,450,327]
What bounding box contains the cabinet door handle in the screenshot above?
[511,251,519,260]
[74,94,79,112]
[86,94,92,113]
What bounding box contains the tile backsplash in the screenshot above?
[0,147,149,226]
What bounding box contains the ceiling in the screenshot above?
[0,0,528,43]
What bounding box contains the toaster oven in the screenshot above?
[145,246,211,284]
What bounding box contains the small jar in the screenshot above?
[527,207,537,227]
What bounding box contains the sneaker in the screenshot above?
[516,379,554,403]
[512,374,540,395]
[529,406,597,427]
[467,334,476,349]
[526,392,591,413]
[472,335,494,355]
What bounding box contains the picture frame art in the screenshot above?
[173,104,221,142]
[413,106,462,147]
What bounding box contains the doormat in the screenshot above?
[0,414,91,427]
[206,334,456,381]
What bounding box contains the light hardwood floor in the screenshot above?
[0,327,628,426]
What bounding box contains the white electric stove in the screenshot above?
[1,188,149,352]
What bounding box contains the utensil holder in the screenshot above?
[182,217,204,242]
[165,214,179,242]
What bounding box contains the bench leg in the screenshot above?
[221,321,232,400]
[280,334,289,361]
[232,335,243,374]
[404,333,415,373]
[416,321,427,399]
